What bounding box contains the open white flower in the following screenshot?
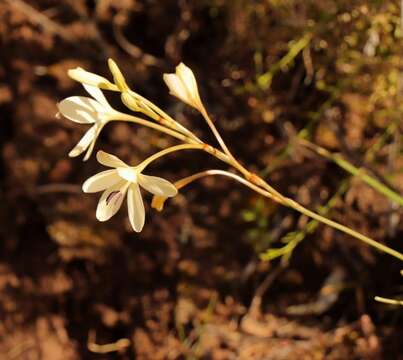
[163,63,203,111]
[57,84,118,161]
[82,151,178,232]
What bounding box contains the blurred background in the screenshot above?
[0,0,403,358]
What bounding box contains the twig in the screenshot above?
[248,264,286,316]
[87,330,130,354]
[112,12,162,66]
[6,0,75,42]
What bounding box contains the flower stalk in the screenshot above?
[111,112,193,143]
[299,138,403,206]
[59,59,403,263]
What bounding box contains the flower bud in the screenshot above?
[163,63,203,111]
[121,92,140,112]
[108,58,129,91]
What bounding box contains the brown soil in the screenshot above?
[0,1,402,359]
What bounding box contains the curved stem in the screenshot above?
[199,107,231,155]
[182,143,403,261]
[113,99,403,262]
[138,143,205,171]
[374,296,403,306]
[199,107,269,182]
[173,169,277,201]
[112,112,193,143]
[128,90,202,143]
[112,111,238,167]
[199,107,245,166]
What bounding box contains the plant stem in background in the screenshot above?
[299,139,403,206]
[374,296,403,306]
[260,179,350,262]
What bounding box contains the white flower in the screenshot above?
[163,63,203,111]
[57,84,118,161]
[83,151,178,232]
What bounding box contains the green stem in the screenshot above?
[251,172,403,261]
[282,196,403,261]
[138,143,205,171]
[114,98,403,263]
[260,179,350,261]
[128,90,202,143]
[300,139,403,206]
[257,33,312,89]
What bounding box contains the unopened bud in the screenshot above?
[108,59,129,91]
[121,92,140,112]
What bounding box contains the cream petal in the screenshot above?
[177,63,198,98]
[96,150,128,168]
[163,74,190,104]
[127,183,145,232]
[68,68,116,89]
[83,138,96,161]
[117,167,138,182]
[83,84,112,109]
[138,174,177,197]
[83,124,104,161]
[68,125,97,157]
[57,96,104,124]
[96,180,128,222]
[82,169,120,193]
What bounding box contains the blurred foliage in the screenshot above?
[234,0,403,262]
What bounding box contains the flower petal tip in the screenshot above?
[95,214,107,222]
[68,149,81,157]
[132,225,143,233]
[163,62,203,111]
